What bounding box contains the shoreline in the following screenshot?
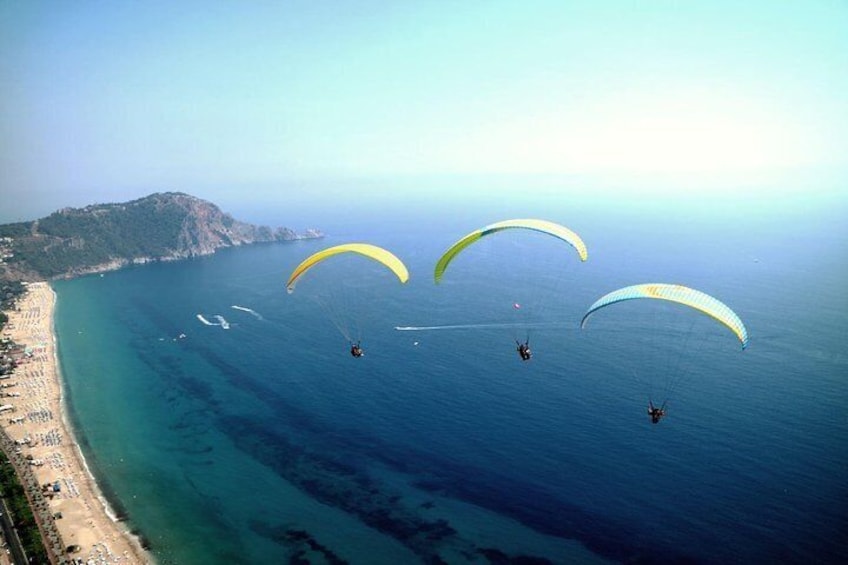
[1,282,151,564]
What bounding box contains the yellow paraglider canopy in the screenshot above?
[581,283,749,349]
[434,219,588,284]
[286,243,409,293]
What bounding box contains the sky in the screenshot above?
[1,0,847,224]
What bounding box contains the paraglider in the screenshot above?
[434,219,588,284]
[516,339,532,361]
[434,219,588,359]
[287,243,409,356]
[287,243,409,293]
[648,400,666,424]
[580,283,748,349]
[581,283,748,422]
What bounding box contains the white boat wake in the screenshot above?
[395,322,570,331]
[197,313,230,329]
[232,305,263,320]
[197,314,215,326]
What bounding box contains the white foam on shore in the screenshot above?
[46,284,154,562]
[66,369,154,562]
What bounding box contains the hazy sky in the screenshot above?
[2,1,847,223]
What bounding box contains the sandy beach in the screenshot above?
[1,282,150,564]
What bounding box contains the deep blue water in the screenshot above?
[53,201,847,564]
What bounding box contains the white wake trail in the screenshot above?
[231,305,264,320]
[395,322,570,331]
[197,314,215,326]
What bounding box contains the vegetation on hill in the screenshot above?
[0,451,50,563]
[0,281,27,332]
[0,192,320,282]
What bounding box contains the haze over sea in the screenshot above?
[51,192,847,565]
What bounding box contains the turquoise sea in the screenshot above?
[53,196,847,564]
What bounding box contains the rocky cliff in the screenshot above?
[0,192,322,282]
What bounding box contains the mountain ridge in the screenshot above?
[0,192,322,282]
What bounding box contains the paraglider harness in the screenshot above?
[648,400,666,424]
[350,342,364,358]
[516,339,531,361]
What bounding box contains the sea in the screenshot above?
[52,193,847,564]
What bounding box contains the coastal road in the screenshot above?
[0,495,28,565]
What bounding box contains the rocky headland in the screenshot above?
[0,192,322,282]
